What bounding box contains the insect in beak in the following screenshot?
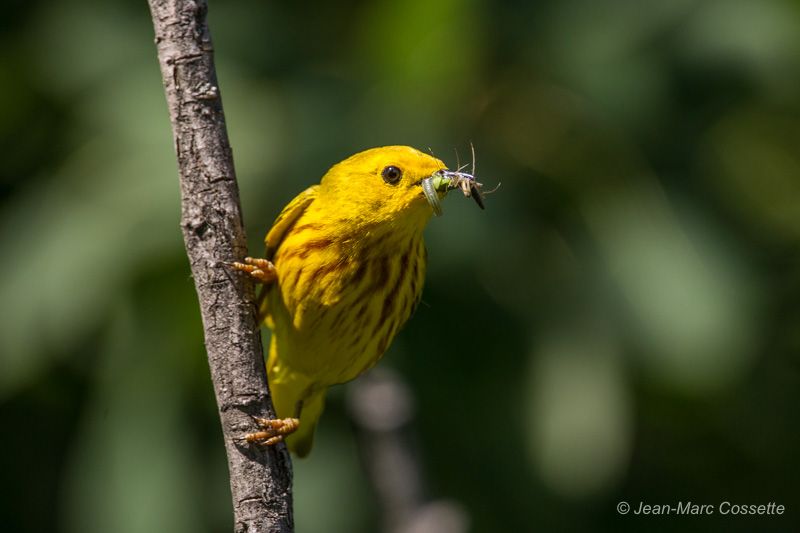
[420,169,485,216]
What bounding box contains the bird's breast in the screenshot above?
[268,227,426,383]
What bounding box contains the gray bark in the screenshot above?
[147,1,293,531]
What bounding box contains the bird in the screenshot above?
[232,145,481,456]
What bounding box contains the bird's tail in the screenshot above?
[267,336,326,457]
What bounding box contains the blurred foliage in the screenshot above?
[1,0,799,532]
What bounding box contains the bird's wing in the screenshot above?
[256,185,319,323]
[265,185,319,260]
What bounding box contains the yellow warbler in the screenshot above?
[234,145,482,456]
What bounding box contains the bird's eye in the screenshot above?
[381,165,403,185]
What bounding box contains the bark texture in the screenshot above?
[147,1,293,531]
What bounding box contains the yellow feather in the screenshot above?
[259,146,445,455]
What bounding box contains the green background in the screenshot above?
[1,0,798,531]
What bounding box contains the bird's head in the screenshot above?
[318,145,480,231]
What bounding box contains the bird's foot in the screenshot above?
[245,417,300,446]
[230,257,276,284]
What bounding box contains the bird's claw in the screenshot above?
[245,417,300,446]
[229,257,277,284]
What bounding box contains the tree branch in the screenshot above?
[147,1,293,531]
